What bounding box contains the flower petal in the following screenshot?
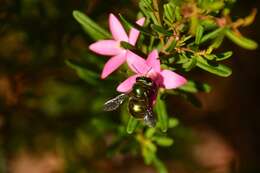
[126,51,149,74]
[116,74,139,92]
[146,49,161,72]
[89,40,123,56]
[109,13,128,42]
[129,17,145,45]
[160,70,187,89]
[101,53,126,79]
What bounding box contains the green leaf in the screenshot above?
[65,60,99,85]
[215,51,233,61]
[155,94,168,132]
[151,24,173,36]
[120,41,136,50]
[119,14,156,36]
[174,6,182,21]
[165,39,177,52]
[153,136,174,147]
[153,158,168,173]
[145,128,156,138]
[201,27,225,43]
[179,80,211,93]
[163,3,175,23]
[195,56,232,77]
[182,56,197,71]
[208,1,224,11]
[72,10,110,40]
[195,25,204,45]
[126,116,139,134]
[225,29,258,50]
[168,118,179,128]
[142,146,156,165]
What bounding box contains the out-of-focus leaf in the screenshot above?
[145,128,156,138]
[142,146,155,165]
[179,80,211,93]
[195,55,232,77]
[72,10,110,40]
[153,158,168,173]
[168,118,179,128]
[126,116,139,134]
[225,29,258,50]
[242,8,257,26]
[208,1,224,11]
[153,136,174,147]
[155,94,168,132]
[65,60,100,85]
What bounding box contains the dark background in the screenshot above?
[0,0,259,172]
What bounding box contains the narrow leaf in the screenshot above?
[119,14,156,36]
[153,136,174,147]
[168,118,179,128]
[225,29,258,50]
[65,60,99,85]
[153,158,168,173]
[195,25,204,45]
[126,116,139,134]
[195,56,232,77]
[72,10,110,40]
[179,80,211,93]
[201,27,225,43]
[151,24,173,36]
[155,94,168,132]
[216,51,233,61]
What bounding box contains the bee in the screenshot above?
[103,76,158,127]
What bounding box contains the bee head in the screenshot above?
[136,76,153,86]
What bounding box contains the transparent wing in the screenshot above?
[103,94,128,111]
[143,106,156,127]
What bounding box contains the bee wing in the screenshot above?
[103,94,128,111]
[143,106,156,127]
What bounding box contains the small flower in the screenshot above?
[89,13,145,79]
[117,50,187,92]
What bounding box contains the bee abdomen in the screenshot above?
[128,97,147,119]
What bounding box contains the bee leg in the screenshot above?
[143,108,156,127]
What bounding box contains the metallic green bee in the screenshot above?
[103,76,157,127]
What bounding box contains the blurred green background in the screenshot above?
[0,0,259,173]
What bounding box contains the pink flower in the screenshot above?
[89,13,145,79]
[117,50,187,92]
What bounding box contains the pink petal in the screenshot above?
[160,70,187,89]
[146,50,161,72]
[129,17,145,45]
[116,74,139,92]
[101,53,126,79]
[89,40,123,56]
[109,13,128,42]
[126,51,149,74]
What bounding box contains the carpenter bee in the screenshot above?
[103,76,157,127]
